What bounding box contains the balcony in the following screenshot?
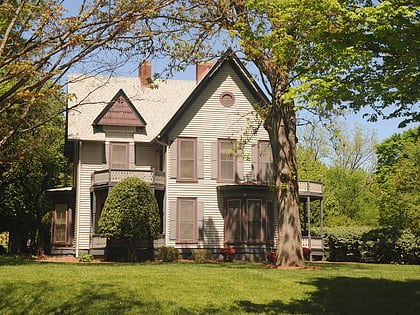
[92,169,165,189]
[298,180,323,198]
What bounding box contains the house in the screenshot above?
[48,50,324,261]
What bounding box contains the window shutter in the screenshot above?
[211,142,217,180]
[236,154,244,182]
[51,209,56,243]
[67,208,73,243]
[197,201,205,240]
[101,143,107,165]
[251,143,258,181]
[170,139,177,179]
[169,200,177,240]
[197,141,204,179]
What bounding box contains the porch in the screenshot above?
[92,169,165,190]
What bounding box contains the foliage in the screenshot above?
[376,127,420,230]
[324,227,370,262]
[0,245,6,255]
[78,253,94,263]
[297,122,380,228]
[156,246,179,262]
[191,249,212,263]
[0,261,419,314]
[0,0,179,156]
[98,177,160,261]
[164,0,418,266]
[0,97,70,253]
[324,227,420,264]
[361,228,419,265]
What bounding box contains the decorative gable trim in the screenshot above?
[93,89,146,128]
[157,49,269,142]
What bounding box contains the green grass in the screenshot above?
[0,258,419,314]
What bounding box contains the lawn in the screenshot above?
[0,257,419,314]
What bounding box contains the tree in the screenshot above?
[0,96,70,254]
[376,127,420,230]
[0,0,177,161]
[98,177,160,261]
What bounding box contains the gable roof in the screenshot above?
[93,89,146,127]
[157,49,269,141]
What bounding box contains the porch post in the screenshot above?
[307,196,311,260]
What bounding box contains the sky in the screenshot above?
[61,0,419,142]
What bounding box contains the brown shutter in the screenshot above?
[169,200,177,240]
[197,141,204,179]
[51,209,56,244]
[170,139,177,179]
[211,142,217,180]
[236,154,244,182]
[197,201,205,240]
[67,208,73,244]
[251,143,258,182]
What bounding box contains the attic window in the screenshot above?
[220,92,235,107]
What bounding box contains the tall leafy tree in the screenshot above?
[162,0,418,266]
[376,127,419,230]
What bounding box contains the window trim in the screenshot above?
[109,142,129,169]
[52,203,72,246]
[176,197,198,244]
[224,197,273,245]
[218,138,237,183]
[177,137,198,182]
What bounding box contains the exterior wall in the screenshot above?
[165,62,270,253]
[75,139,163,254]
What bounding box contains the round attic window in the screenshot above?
[220,92,235,107]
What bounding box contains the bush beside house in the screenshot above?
[324,227,419,264]
[98,177,160,261]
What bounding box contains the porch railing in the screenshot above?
[92,169,165,187]
[298,180,323,195]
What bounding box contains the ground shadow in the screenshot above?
[235,277,420,314]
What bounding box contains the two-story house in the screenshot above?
[48,50,323,260]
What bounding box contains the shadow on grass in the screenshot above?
[0,282,166,314]
[0,255,33,265]
[235,277,420,314]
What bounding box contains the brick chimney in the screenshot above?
[196,61,215,83]
[139,61,152,87]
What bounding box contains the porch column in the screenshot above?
[306,196,311,260]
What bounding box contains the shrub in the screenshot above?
[78,253,94,262]
[192,249,212,263]
[303,247,311,260]
[266,251,276,263]
[323,227,369,262]
[361,228,420,264]
[0,245,6,255]
[323,227,419,264]
[220,247,235,262]
[98,177,160,261]
[156,246,179,262]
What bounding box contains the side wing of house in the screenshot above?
[162,57,277,260]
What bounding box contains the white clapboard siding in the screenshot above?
[77,141,103,250]
[135,142,160,169]
[165,62,270,248]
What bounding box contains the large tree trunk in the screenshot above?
[266,87,304,267]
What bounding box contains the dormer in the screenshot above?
[92,89,146,134]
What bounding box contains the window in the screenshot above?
[178,138,196,181]
[226,199,241,242]
[219,139,236,182]
[259,141,273,183]
[110,142,128,169]
[225,197,274,244]
[220,92,235,107]
[177,198,196,242]
[247,199,262,242]
[52,203,71,244]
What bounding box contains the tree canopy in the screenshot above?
[376,127,419,230]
